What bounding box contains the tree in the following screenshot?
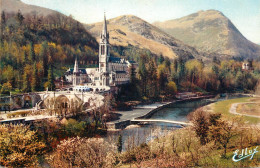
[158,68,168,95]
[22,50,28,66]
[29,42,36,62]
[22,72,31,92]
[185,59,203,87]
[188,109,209,145]
[177,58,186,84]
[130,64,137,84]
[40,41,49,77]
[1,11,6,27]
[46,65,55,91]
[2,65,15,87]
[213,56,220,65]
[138,56,148,97]
[166,81,177,96]
[212,64,219,76]
[31,62,40,91]
[117,135,123,153]
[173,59,178,72]
[209,118,238,157]
[147,60,158,98]
[0,11,6,45]
[0,82,12,94]
[158,54,164,64]
[16,10,24,26]
[0,124,46,167]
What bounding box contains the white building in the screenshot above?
[65,14,137,89]
[242,60,253,71]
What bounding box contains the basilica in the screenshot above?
[65,14,137,89]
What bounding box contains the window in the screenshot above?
[101,45,105,55]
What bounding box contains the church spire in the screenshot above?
[73,57,79,73]
[103,13,107,37]
[101,12,109,43]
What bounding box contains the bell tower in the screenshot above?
[99,13,110,86]
[99,13,110,74]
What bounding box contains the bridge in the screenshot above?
[131,119,192,127]
[35,91,104,111]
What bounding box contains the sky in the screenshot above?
[21,0,260,44]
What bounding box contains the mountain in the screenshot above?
[153,10,260,59]
[1,0,57,16]
[1,0,99,65]
[1,0,98,47]
[85,15,202,60]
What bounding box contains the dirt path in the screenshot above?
[229,102,260,118]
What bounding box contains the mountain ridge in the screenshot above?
[3,1,259,60]
[85,15,203,60]
[153,10,260,59]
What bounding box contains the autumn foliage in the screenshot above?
[0,124,46,167]
[48,137,116,168]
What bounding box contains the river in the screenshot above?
[105,95,247,150]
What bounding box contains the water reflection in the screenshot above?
[149,99,210,121]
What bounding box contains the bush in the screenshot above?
[63,118,87,137]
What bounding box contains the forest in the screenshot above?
[117,52,260,102]
[0,10,260,101]
[0,10,98,94]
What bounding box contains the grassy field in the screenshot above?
[213,97,259,124]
